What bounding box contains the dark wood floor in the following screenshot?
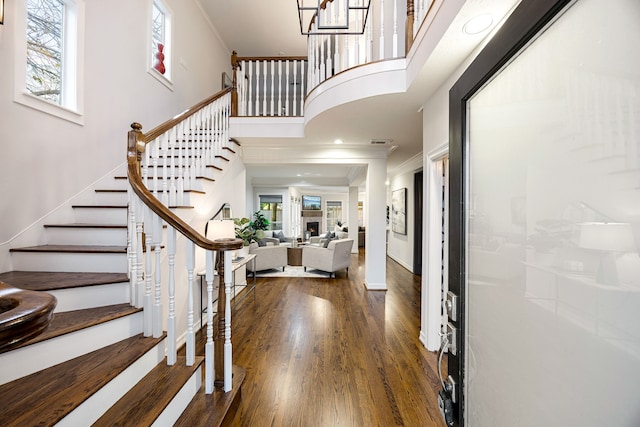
[225,248,445,426]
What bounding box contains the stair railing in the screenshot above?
[127,88,242,393]
[232,52,308,117]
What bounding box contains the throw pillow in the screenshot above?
[258,239,267,247]
[323,235,334,248]
[276,230,286,242]
[324,231,332,239]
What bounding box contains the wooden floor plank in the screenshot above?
[184,248,445,426]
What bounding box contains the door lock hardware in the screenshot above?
[447,322,457,355]
[446,375,457,403]
[445,291,458,322]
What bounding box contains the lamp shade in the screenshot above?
[206,219,235,240]
[578,222,636,252]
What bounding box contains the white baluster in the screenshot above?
[367,10,373,63]
[300,61,306,115]
[320,35,326,83]
[128,189,137,307]
[246,61,252,116]
[277,60,282,116]
[270,60,275,116]
[144,205,153,337]
[285,60,290,116]
[168,127,177,207]
[333,34,341,74]
[153,212,163,338]
[176,122,185,205]
[205,249,215,394]
[134,197,144,308]
[262,61,268,116]
[255,61,261,116]
[292,59,304,117]
[223,249,233,392]
[393,0,398,57]
[380,0,385,60]
[186,240,195,366]
[343,32,349,70]
[151,140,159,198]
[161,132,169,206]
[167,226,177,365]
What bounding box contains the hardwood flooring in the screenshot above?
[223,249,445,427]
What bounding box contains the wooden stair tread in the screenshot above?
[93,356,204,426]
[95,189,127,193]
[9,244,126,253]
[44,223,127,229]
[222,146,236,154]
[215,155,229,162]
[175,365,246,427]
[0,333,165,427]
[6,304,141,352]
[0,271,128,290]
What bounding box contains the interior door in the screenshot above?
[447,0,640,426]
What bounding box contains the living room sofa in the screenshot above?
[246,242,287,276]
[302,239,354,278]
[259,230,295,247]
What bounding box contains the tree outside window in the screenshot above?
[259,195,283,230]
[326,201,342,231]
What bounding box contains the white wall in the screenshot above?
[387,171,415,271]
[0,0,230,261]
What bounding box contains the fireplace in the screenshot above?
[306,221,319,237]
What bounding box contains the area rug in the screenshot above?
[253,266,331,278]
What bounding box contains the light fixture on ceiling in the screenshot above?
[334,139,344,145]
[463,14,493,35]
[297,0,371,36]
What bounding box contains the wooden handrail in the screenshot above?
[0,282,56,353]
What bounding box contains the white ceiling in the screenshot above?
[198,0,521,192]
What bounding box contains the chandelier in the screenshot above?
[297,0,371,36]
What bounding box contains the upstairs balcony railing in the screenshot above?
[231,0,436,117]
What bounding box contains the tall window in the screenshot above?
[19,0,84,122]
[358,201,364,227]
[259,195,283,230]
[150,0,172,83]
[326,201,342,231]
[26,0,64,104]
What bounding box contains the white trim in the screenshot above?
[422,141,448,351]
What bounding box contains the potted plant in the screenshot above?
[233,218,257,257]
[250,210,270,239]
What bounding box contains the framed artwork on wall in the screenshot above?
[391,188,407,235]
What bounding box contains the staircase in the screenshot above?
[0,140,244,425]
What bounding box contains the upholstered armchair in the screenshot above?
[246,243,288,276]
[301,239,354,278]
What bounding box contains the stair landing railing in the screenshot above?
[126,88,242,393]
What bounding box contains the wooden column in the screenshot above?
[231,51,239,117]
[405,0,415,54]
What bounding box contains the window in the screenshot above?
[259,195,283,230]
[358,201,364,227]
[16,0,85,123]
[149,0,172,86]
[326,201,342,231]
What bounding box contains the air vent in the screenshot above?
[370,139,392,145]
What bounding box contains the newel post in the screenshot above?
[231,51,239,117]
[128,122,145,166]
[405,0,415,54]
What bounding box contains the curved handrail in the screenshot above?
[0,282,57,352]
[127,89,243,253]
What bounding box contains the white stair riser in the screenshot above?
[45,227,127,246]
[56,338,166,427]
[152,368,202,427]
[93,192,129,205]
[74,208,127,224]
[0,312,144,386]
[11,252,128,273]
[51,281,130,312]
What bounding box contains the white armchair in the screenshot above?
[246,243,288,276]
[302,239,354,278]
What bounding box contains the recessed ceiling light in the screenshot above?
[334,139,344,145]
[463,14,493,35]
